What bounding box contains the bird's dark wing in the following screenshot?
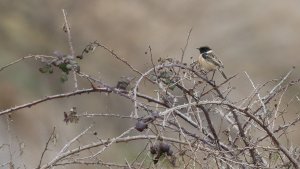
[205,53,223,68]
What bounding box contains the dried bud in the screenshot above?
[135,120,148,132]
[167,149,173,156]
[63,107,79,124]
[76,55,83,59]
[150,145,158,154]
[62,24,70,33]
[159,142,170,153]
[73,65,80,73]
[116,80,129,90]
[153,151,162,164]
[116,77,134,90]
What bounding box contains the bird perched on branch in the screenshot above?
[197,46,227,79]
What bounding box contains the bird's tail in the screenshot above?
[219,69,227,79]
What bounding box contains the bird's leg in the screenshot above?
[211,70,216,80]
[200,70,215,85]
[210,70,216,86]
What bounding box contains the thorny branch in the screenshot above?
[37,127,56,168]
[1,16,300,169]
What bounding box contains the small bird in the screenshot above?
[197,46,227,79]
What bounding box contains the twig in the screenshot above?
[0,88,96,116]
[55,161,127,168]
[0,55,56,72]
[78,112,136,119]
[0,56,34,72]
[62,9,78,90]
[227,105,300,168]
[94,41,144,77]
[40,135,187,169]
[79,127,135,160]
[180,28,193,63]
[37,127,56,168]
[245,72,267,115]
[148,45,158,82]
[265,69,294,100]
[44,125,93,168]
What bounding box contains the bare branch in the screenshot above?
[37,127,56,168]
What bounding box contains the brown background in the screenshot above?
[0,1,300,168]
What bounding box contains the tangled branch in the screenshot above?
[1,10,300,169]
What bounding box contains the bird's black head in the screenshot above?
[197,46,212,54]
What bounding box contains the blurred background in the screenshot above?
[1,0,300,168]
